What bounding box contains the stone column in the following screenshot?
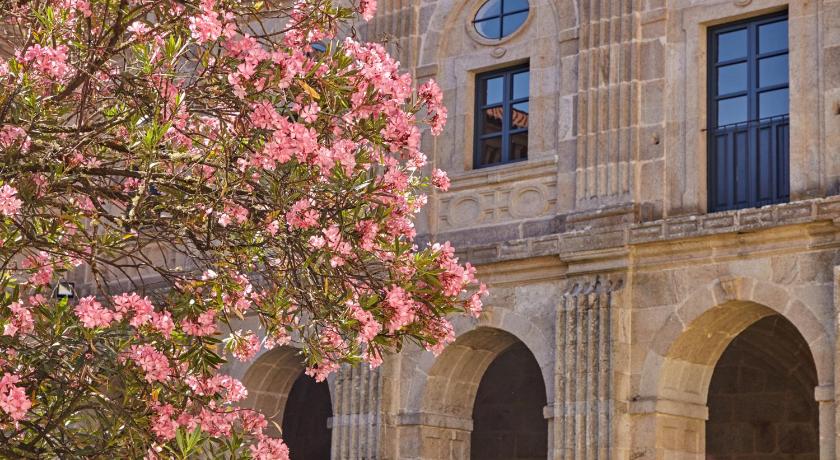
[814,384,836,460]
[628,398,707,460]
[330,364,382,460]
[556,277,621,459]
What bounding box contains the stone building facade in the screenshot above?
[227,0,840,458]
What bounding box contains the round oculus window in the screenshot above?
[473,0,529,40]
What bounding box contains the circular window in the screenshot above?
[473,0,529,40]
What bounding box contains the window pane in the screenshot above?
[758,54,789,87]
[759,20,788,53]
[475,18,501,39]
[717,96,748,127]
[480,137,503,165]
[475,0,501,20]
[510,132,528,161]
[717,29,747,62]
[717,62,747,95]
[503,0,529,13]
[759,88,789,119]
[502,12,528,37]
[484,77,504,105]
[510,102,529,129]
[512,71,529,99]
[481,106,504,134]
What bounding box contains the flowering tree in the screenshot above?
[0,0,486,457]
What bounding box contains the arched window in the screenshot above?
[472,0,529,40]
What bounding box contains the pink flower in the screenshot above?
[0,125,28,150]
[125,344,171,383]
[285,198,319,229]
[112,292,155,327]
[431,168,451,191]
[0,184,22,217]
[151,404,179,440]
[181,310,217,336]
[384,285,416,333]
[20,44,70,81]
[3,302,33,337]
[0,374,31,421]
[358,0,377,21]
[250,436,290,460]
[230,330,260,361]
[74,296,114,329]
[150,310,175,338]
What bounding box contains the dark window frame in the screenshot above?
[472,0,530,40]
[474,64,529,169]
[707,11,790,212]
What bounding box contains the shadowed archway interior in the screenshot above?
[706,314,818,458]
[282,372,333,460]
[470,341,548,460]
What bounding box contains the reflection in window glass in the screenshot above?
[512,71,529,100]
[510,133,528,161]
[717,29,748,62]
[474,0,501,20]
[718,96,748,127]
[475,65,529,167]
[474,19,501,40]
[473,0,529,39]
[758,54,789,88]
[482,107,504,134]
[480,137,503,165]
[717,63,747,95]
[759,20,788,54]
[502,12,528,36]
[510,103,529,129]
[504,0,529,12]
[759,88,789,119]
[485,77,504,105]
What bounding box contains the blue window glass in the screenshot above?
[708,12,789,212]
[475,66,529,168]
[473,0,529,40]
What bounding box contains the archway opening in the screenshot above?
[282,372,333,460]
[470,341,548,460]
[417,327,549,459]
[241,347,333,459]
[706,315,818,458]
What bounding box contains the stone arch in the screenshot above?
[640,277,832,402]
[404,308,554,416]
[403,325,549,459]
[636,276,834,458]
[241,346,307,425]
[240,346,334,458]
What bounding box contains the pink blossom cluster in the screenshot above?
[125,344,171,383]
[250,435,290,460]
[419,79,448,135]
[188,0,235,44]
[0,125,29,151]
[0,373,30,422]
[21,251,54,286]
[74,296,114,328]
[19,44,70,81]
[181,310,217,336]
[230,330,261,362]
[3,301,33,337]
[358,0,377,21]
[0,184,22,217]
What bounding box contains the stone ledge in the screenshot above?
[396,411,473,432]
[628,397,709,421]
